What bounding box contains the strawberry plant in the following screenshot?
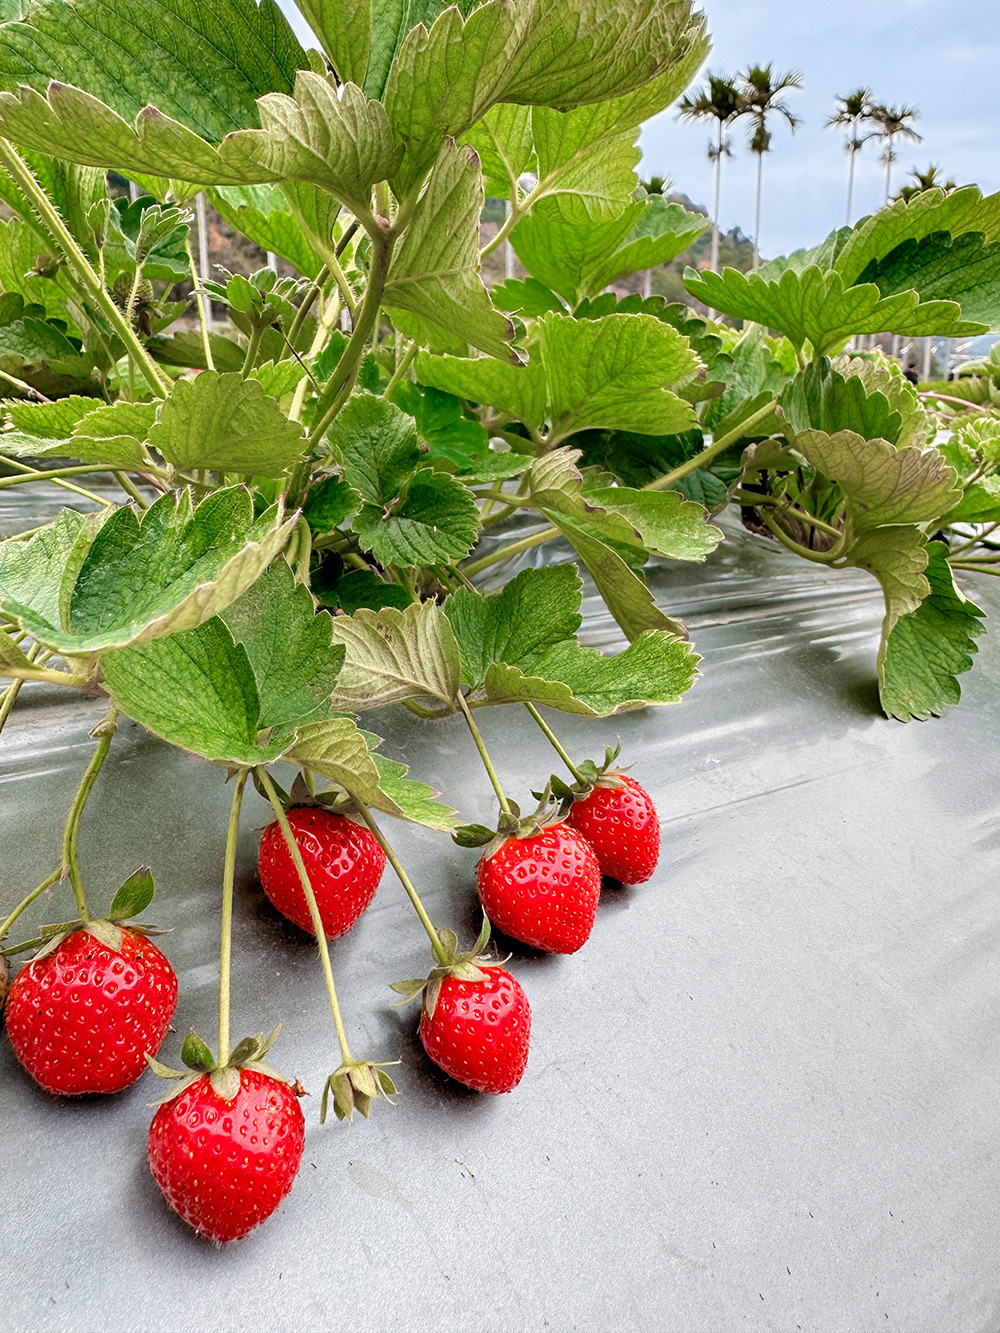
[0,0,998,1242]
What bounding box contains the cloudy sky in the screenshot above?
[278,1,999,262]
[640,0,1000,258]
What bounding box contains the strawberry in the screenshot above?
[476,822,601,954]
[420,968,530,1094]
[4,925,177,1095]
[257,806,385,938]
[393,921,531,1094]
[566,774,660,884]
[148,1067,305,1242]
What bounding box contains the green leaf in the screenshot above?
[528,103,640,226]
[382,140,515,360]
[482,629,698,715]
[0,487,295,655]
[462,103,533,200]
[102,617,287,765]
[282,715,382,797]
[151,330,246,373]
[415,350,547,430]
[326,599,461,710]
[540,312,699,437]
[332,391,420,502]
[220,560,344,730]
[501,0,708,111]
[683,265,986,358]
[794,429,961,530]
[4,393,97,437]
[108,867,155,920]
[148,372,306,478]
[833,186,1000,288]
[511,202,644,306]
[443,564,584,688]
[490,277,565,318]
[250,359,309,399]
[303,474,362,536]
[293,0,370,86]
[830,354,932,450]
[846,525,930,623]
[368,750,459,830]
[779,360,905,444]
[210,185,323,278]
[583,486,723,561]
[879,542,985,722]
[859,230,1000,330]
[0,0,305,184]
[0,625,32,669]
[0,428,146,469]
[580,196,709,295]
[221,73,401,218]
[353,466,481,567]
[383,1,520,194]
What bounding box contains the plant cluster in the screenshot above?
[0,0,998,1242]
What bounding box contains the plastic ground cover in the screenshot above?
[3,486,1000,1332]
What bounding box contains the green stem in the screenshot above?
[186,236,215,372]
[384,341,417,396]
[0,366,52,401]
[948,522,1000,558]
[0,463,122,491]
[733,490,846,540]
[256,767,353,1064]
[644,400,779,493]
[286,264,329,350]
[306,232,394,450]
[457,692,512,817]
[327,252,357,319]
[0,663,91,687]
[462,526,556,579]
[761,510,838,565]
[0,868,62,945]
[240,324,266,377]
[0,140,171,398]
[61,705,120,919]
[0,455,113,506]
[217,769,249,1066]
[951,561,1000,577]
[113,471,149,507]
[524,703,586,784]
[347,791,447,965]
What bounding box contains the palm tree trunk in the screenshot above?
[845,115,859,225]
[883,143,893,204]
[752,151,764,268]
[710,120,723,273]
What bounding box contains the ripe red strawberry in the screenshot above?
[566,774,660,884]
[4,926,177,1095]
[258,806,385,937]
[476,822,601,954]
[419,967,530,1094]
[147,1067,305,1242]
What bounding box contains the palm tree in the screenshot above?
[869,103,922,203]
[827,88,877,225]
[739,64,802,267]
[677,74,744,272]
[894,163,958,204]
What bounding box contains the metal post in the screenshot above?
[195,193,213,332]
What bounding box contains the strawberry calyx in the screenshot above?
[451,788,565,862]
[321,1058,398,1126]
[253,768,363,820]
[0,866,167,960]
[390,915,504,1020]
[146,1025,298,1105]
[535,743,628,818]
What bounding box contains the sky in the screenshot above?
[641,0,1000,258]
[276,0,1000,263]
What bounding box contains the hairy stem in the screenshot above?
[186,236,215,372]
[457,692,512,817]
[217,769,249,1066]
[61,705,120,919]
[0,868,62,946]
[348,791,448,965]
[0,455,113,506]
[0,140,171,398]
[524,703,586,784]
[644,400,780,493]
[462,526,556,579]
[256,767,354,1064]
